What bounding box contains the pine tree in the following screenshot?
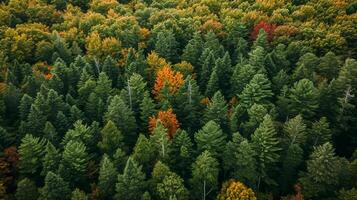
[203,31,224,58]
[98,155,117,199]
[181,31,203,68]
[115,157,146,200]
[252,29,268,50]
[150,121,170,159]
[98,120,124,156]
[94,72,112,101]
[287,79,319,119]
[113,147,128,172]
[18,134,46,175]
[157,173,189,200]
[15,178,39,200]
[69,105,84,125]
[190,150,219,200]
[195,120,226,158]
[239,73,273,109]
[43,121,59,145]
[223,133,257,186]
[155,30,178,62]
[231,63,256,96]
[200,50,215,92]
[18,94,33,121]
[251,115,281,190]
[280,143,303,194]
[203,91,228,132]
[168,130,194,179]
[105,95,137,146]
[102,56,119,87]
[40,172,71,200]
[25,104,47,137]
[248,46,266,73]
[55,111,69,136]
[62,120,93,146]
[299,143,346,199]
[59,140,88,185]
[132,134,157,173]
[71,189,88,200]
[205,68,219,97]
[310,117,332,146]
[41,142,61,177]
[139,93,156,131]
[283,115,307,146]
[241,104,268,136]
[215,52,232,97]
[292,52,319,81]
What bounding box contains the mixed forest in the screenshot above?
[0,0,357,199]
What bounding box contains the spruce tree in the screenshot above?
[94,72,112,102]
[200,50,215,92]
[215,52,232,97]
[18,134,46,175]
[18,94,33,121]
[41,142,61,177]
[292,52,319,81]
[203,91,228,132]
[98,155,117,199]
[139,93,156,131]
[132,134,157,173]
[239,73,273,109]
[43,121,59,145]
[287,79,319,119]
[59,140,88,185]
[102,56,119,87]
[251,115,281,190]
[71,189,88,200]
[252,29,268,50]
[283,115,307,146]
[40,172,71,200]
[310,117,332,146]
[155,29,178,62]
[248,46,266,73]
[241,104,268,136]
[115,157,146,200]
[15,178,39,200]
[195,120,226,158]
[105,95,137,146]
[205,68,219,97]
[98,120,124,156]
[190,150,219,200]
[150,121,170,159]
[181,31,203,68]
[157,173,188,200]
[231,63,256,96]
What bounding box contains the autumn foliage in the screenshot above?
[153,66,184,100]
[149,109,180,139]
[218,180,257,200]
[251,21,277,42]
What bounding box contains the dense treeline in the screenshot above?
[0,0,357,199]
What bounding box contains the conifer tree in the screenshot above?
[195,120,226,158]
[132,134,157,173]
[251,115,281,190]
[181,31,203,68]
[150,121,170,159]
[310,117,332,146]
[102,56,119,87]
[190,150,219,200]
[41,142,60,177]
[200,50,215,92]
[15,178,39,200]
[287,79,319,119]
[203,91,228,131]
[239,73,273,109]
[248,46,266,73]
[18,134,46,175]
[40,172,71,200]
[139,93,156,130]
[98,155,117,199]
[215,52,232,97]
[25,104,47,136]
[18,94,33,121]
[115,157,146,200]
[242,104,268,136]
[155,30,178,62]
[62,120,93,146]
[43,121,59,145]
[94,72,112,101]
[157,173,189,200]
[98,120,124,156]
[231,63,256,96]
[283,115,307,146]
[280,143,303,193]
[252,29,268,50]
[105,95,137,146]
[205,68,219,97]
[292,53,319,81]
[203,31,224,58]
[59,140,88,185]
[71,189,88,200]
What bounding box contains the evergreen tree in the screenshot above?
[283,115,307,146]
[251,115,281,190]
[98,120,124,156]
[292,52,319,81]
[168,130,194,179]
[59,140,88,185]
[113,147,128,172]
[41,142,61,177]
[155,29,178,62]
[71,189,88,200]
[94,72,112,102]
[248,46,266,73]
[239,73,273,109]
[203,31,224,58]
[223,133,257,187]
[241,104,268,136]
[299,143,346,199]
[18,134,46,175]
[132,134,157,173]
[55,111,69,136]
[98,155,117,199]
[105,95,137,146]
[215,52,232,97]
[150,121,170,159]
[203,91,228,132]
[190,151,219,200]
[115,157,146,200]
[43,121,59,145]
[25,104,47,136]
[287,79,319,119]
[15,178,39,200]
[200,50,215,92]
[181,31,203,68]
[18,94,33,121]
[157,173,189,200]
[102,56,119,87]
[40,172,71,200]
[139,93,156,131]
[62,120,93,147]
[195,120,226,158]
[231,63,256,96]
[205,68,219,97]
[310,117,332,146]
[252,29,268,50]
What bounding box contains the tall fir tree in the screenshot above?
[15,178,39,200]
[41,142,61,177]
[181,31,203,68]
[98,155,117,199]
[98,120,124,155]
[203,91,228,132]
[155,29,178,62]
[40,172,71,200]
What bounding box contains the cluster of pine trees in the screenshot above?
[0,0,357,199]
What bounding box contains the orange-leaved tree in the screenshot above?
[218,180,257,200]
[153,65,184,100]
[149,109,180,139]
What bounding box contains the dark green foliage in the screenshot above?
[18,134,46,175]
[155,29,178,62]
[98,155,117,199]
[203,91,228,132]
[41,142,60,177]
[182,31,203,67]
[40,172,71,200]
[15,178,39,200]
[71,189,88,200]
[115,157,146,200]
[98,120,124,156]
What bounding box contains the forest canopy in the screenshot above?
[0,0,357,199]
